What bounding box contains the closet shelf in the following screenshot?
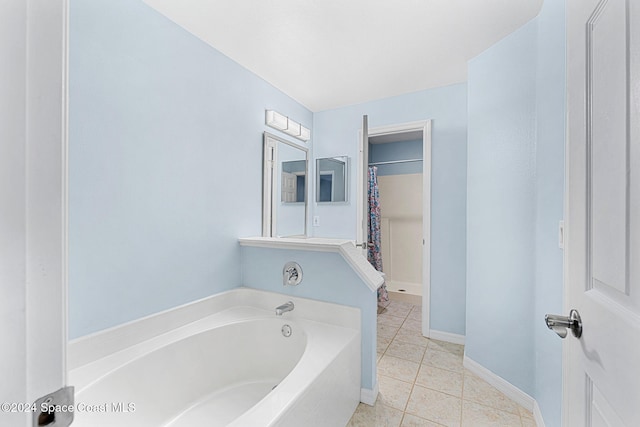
[369,158,422,166]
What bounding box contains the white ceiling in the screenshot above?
[143,0,543,112]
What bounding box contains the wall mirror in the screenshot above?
[316,156,349,203]
[263,132,308,237]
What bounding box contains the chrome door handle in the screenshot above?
[355,242,373,248]
[545,309,582,339]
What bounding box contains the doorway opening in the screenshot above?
[357,120,432,336]
[369,132,423,304]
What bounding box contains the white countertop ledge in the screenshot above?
[238,237,384,292]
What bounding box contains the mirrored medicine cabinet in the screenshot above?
[315,156,349,203]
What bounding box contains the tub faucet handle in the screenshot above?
[283,262,303,286]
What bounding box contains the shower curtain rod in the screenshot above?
[368,158,422,166]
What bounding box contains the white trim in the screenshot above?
[421,120,432,339]
[263,136,276,236]
[428,329,465,345]
[360,380,379,406]
[62,0,70,385]
[356,130,364,244]
[533,400,546,427]
[356,116,368,249]
[357,119,432,336]
[463,355,535,412]
[238,237,384,292]
[240,236,351,252]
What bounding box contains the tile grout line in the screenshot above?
[380,304,413,425]
[460,368,466,426]
[401,326,436,425]
[398,306,420,426]
[395,303,447,425]
[406,304,451,427]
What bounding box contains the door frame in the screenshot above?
[357,119,432,336]
[561,79,572,427]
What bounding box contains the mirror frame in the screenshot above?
[262,132,309,237]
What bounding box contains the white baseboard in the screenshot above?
[429,329,465,345]
[360,379,379,406]
[533,400,546,427]
[463,355,535,412]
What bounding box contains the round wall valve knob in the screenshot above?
[283,261,303,286]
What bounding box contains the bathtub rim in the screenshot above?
[71,312,311,394]
[68,287,360,371]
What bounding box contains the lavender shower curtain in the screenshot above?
[368,166,388,303]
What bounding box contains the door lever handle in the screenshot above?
[545,309,582,339]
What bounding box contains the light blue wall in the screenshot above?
[68,0,312,338]
[370,140,423,176]
[467,18,537,395]
[313,84,467,335]
[534,1,565,425]
[467,1,565,424]
[240,247,377,390]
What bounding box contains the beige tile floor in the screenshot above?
[347,300,535,427]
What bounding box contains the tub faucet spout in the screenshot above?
[275,301,294,316]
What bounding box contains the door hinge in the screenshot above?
[558,220,565,249]
[32,386,74,427]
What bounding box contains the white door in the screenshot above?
[358,115,370,253]
[564,0,640,425]
[281,172,297,202]
[0,1,71,426]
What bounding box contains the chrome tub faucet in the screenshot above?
[275,301,294,316]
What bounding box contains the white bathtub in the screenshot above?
[68,288,361,426]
